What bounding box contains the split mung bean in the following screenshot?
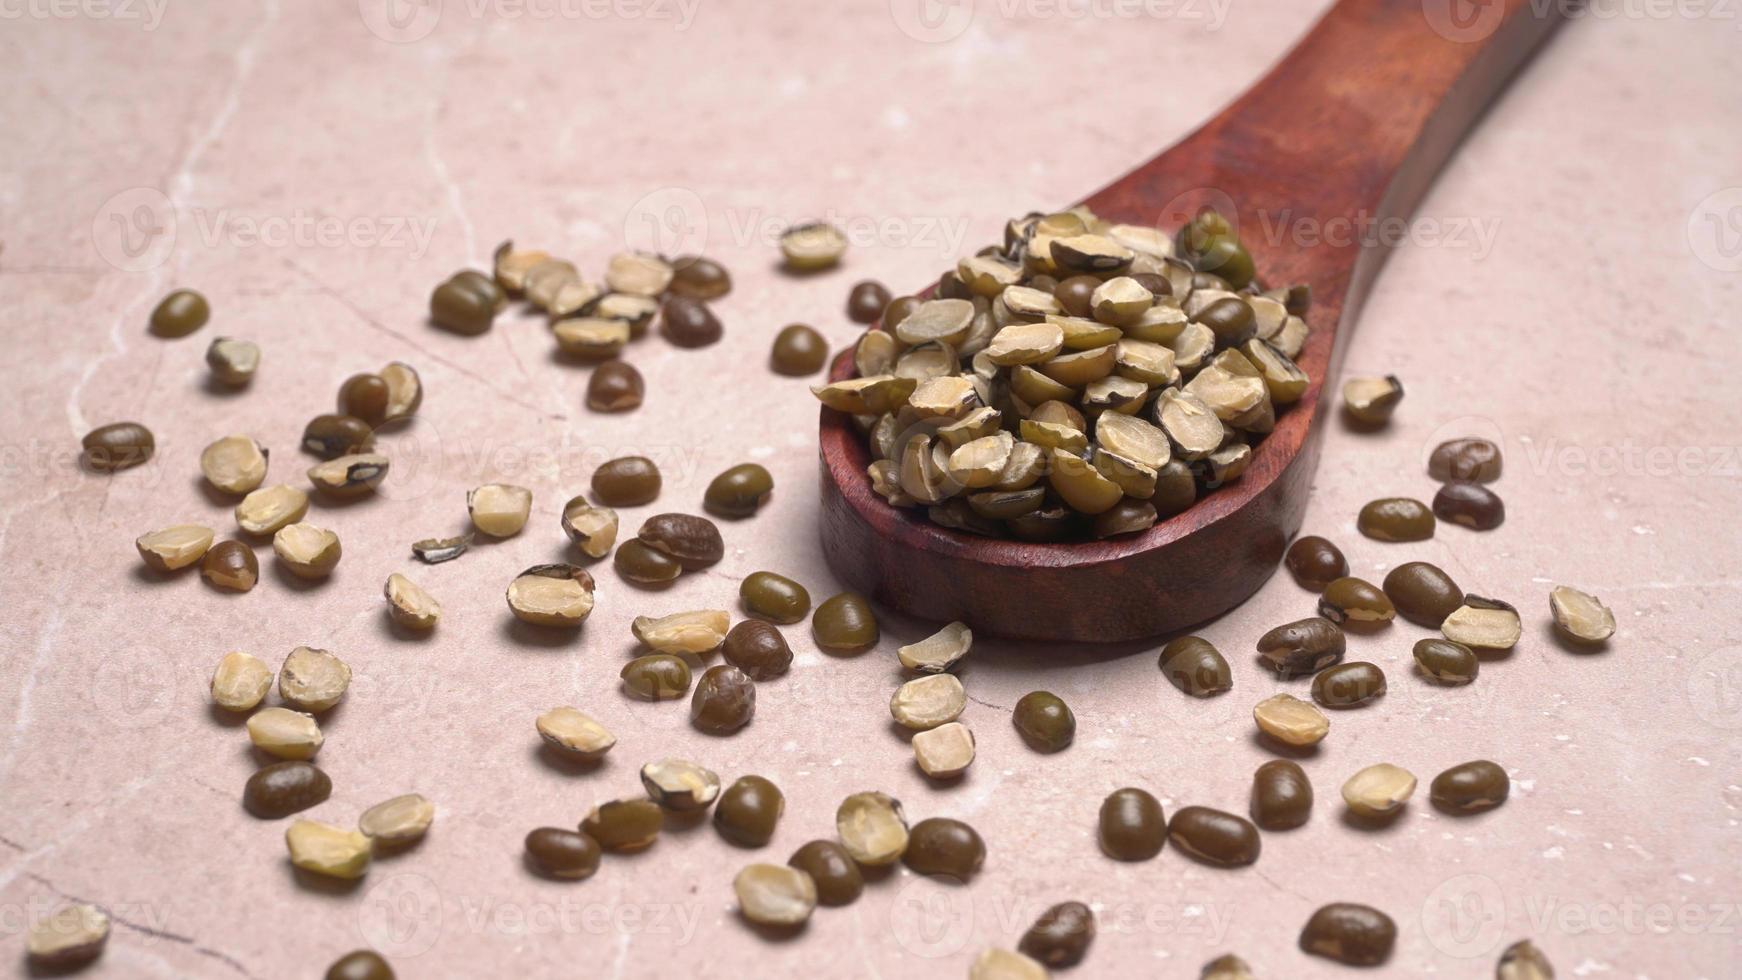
[903,817,985,879]
[82,421,154,472]
[1253,693,1329,747]
[26,904,109,969]
[1341,375,1403,426]
[722,620,792,679]
[1442,595,1521,650]
[411,533,471,564]
[813,592,879,654]
[1341,763,1416,818]
[1299,903,1396,966]
[592,456,661,506]
[641,759,721,811]
[891,674,966,730]
[715,775,784,846]
[1167,806,1261,868]
[692,665,756,734]
[898,621,972,673]
[1549,585,1616,643]
[1019,901,1095,969]
[582,798,663,852]
[201,435,269,495]
[1414,638,1479,684]
[1433,480,1505,529]
[621,654,692,701]
[1256,617,1345,677]
[1201,954,1257,979]
[1158,636,1232,697]
[971,949,1048,980]
[247,707,323,760]
[788,840,863,906]
[206,337,260,385]
[506,564,596,627]
[836,791,908,866]
[740,571,811,624]
[211,651,272,712]
[912,722,976,778]
[1099,787,1166,861]
[306,453,389,498]
[201,540,259,592]
[525,827,602,880]
[279,646,351,713]
[150,288,209,337]
[780,222,847,271]
[536,707,616,761]
[1250,759,1313,830]
[561,498,619,558]
[1498,939,1554,979]
[358,793,434,844]
[243,761,331,819]
[1429,760,1509,814]
[633,610,729,655]
[285,819,372,879]
[1284,535,1346,591]
[1357,497,1435,542]
[138,523,214,571]
[734,864,817,927]
[383,572,440,630]
[469,483,532,537]
[1383,561,1463,627]
[235,484,309,536]
[587,361,644,412]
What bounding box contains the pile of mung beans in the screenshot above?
[43,219,1619,979]
[812,206,1315,540]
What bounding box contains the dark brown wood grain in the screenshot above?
[819,0,1567,642]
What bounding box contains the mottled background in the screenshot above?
[2,0,1739,977]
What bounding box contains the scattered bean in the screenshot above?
[771,324,829,375]
[536,707,616,760]
[301,414,374,460]
[1012,691,1075,752]
[26,904,109,969]
[1250,759,1313,830]
[150,288,209,337]
[525,828,601,880]
[235,484,309,535]
[620,654,693,701]
[383,572,440,630]
[1311,661,1387,708]
[913,721,976,778]
[359,794,434,843]
[1019,901,1095,969]
[1256,617,1346,677]
[285,819,372,879]
[201,435,269,495]
[659,295,723,348]
[1434,480,1505,529]
[581,798,663,852]
[1428,437,1502,483]
[641,759,721,811]
[1414,638,1479,684]
[704,463,774,518]
[561,498,619,558]
[82,421,154,472]
[1549,585,1615,643]
[734,863,817,927]
[1317,577,1394,628]
[1383,561,1464,628]
[812,592,879,653]
[243,761,331,819]
[206,337,260,385]
[592,456,662,506]
[1158,636,1232,696]
[638,513,724,569]
[836,791,908,866]
[1253,693,1329,747]
[788,840,863,906]
[740,571,811,624]
[1430,760,1510,814]
[1357,497,1435,541]
[716,775,784,846]
[692,665,756,734]
[1341,375,1403,425]
[1167,806,1261,868]
[1098,787,1166,861]
[890,674,966,730]
[247,707,323,760]
[1497,939,1554,979]
[1299,902,1396,966]
[1442,595,1522,650]
[211,651,272,712]
[633,609,729,655]
[1341,763,1416,818]
[722,620,793,679]
[279,647,351,713]
[505,564,596,627]
[903,817,985,879]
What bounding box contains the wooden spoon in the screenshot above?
[818,0,1567,642]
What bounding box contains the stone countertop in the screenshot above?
[2,1,1740,977]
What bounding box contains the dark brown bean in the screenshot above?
[691,665,755,734]
[325,950,395,980]
[1311,662,1387,708]
[1195,297,1256,347]
[81,422,155,472]
[659,295,722,348]
[1317,577,1395,628]
[524,827,602,880]
[581,798,662,852]
[338,373,390,426]
[1250,760,1312,830]
[1098,787,1165,861]
[721,620,792,680]
[1429,760,1510,814]
[788,840,863,906]
[620,654,692,701]
[882,295,922,331]
[1413,638,1479,685]
[430,271,500,335]
[150,288,209,337]
[1284,535,1347,591]
[614,540,682,586]
[1433,481,1505,530]
[704,463,773,519]
[1129,272,1172,298]
[592,456,662,506]
[1497,939,1553,979]
[771,324,829,376]
[1019,901,1096,969]
[301,414,374,460]
[715,775,783,846]
[812,592,879,654]
[1256,618,1346,678]
[740,571,811,624]
[201,540,259,593]
[1428,437,1502,483]
[1054,275,1100,318]
[1167,806,1261,868]
[1158,636,1232,697]
[243,761,331,819]
[902,817,985,880]
[1382,562,1464,628]
[1357,497,1435,542]
[847,280,893,323]
[637,513,723,570]
[586,361,644,413]
[1012,691,1075,752]
[1299,903,1396,966]
[668,255,732,300]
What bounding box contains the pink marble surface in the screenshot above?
[3,1,1741,977]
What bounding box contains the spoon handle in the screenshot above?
[1086,0,1567,322]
